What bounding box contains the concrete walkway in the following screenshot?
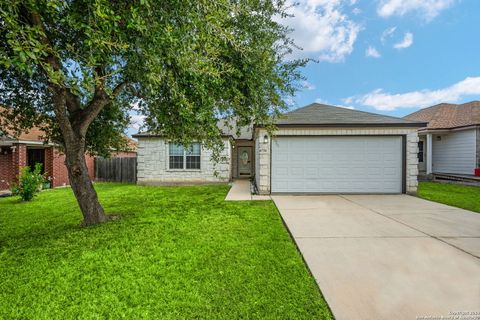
[225,180,270,201]
[272,194,480,320]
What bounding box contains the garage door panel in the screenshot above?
[271,136,402,193]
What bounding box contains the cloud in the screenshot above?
[280,0,361,62]
[338,105,355,109]
[315,98,355,109]
[377,0,456,20]
[365,46,381,58]
[346,77,480,111]
[300,80,316,91]
[352,7,362,15]
[393,32,413,49]
[129,113,146,132]
[380,26,396,43]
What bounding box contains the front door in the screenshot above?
[238,146,252,177]
[27,148,45,173]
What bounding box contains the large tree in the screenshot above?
[0,0,304,225]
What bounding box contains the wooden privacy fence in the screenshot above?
[95,157,137,183]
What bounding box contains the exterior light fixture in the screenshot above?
[263,135,269,144]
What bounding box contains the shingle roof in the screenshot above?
[134,118,254,140]
[275,103,425,127]
[404,101,480,130]
[0,106,47,142]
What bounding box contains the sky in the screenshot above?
[129,0,480,134]
[286,0,480,117]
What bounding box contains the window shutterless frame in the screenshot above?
[168,143,201,170]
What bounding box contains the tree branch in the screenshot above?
[76,79,128,134]
[27,10,76,143]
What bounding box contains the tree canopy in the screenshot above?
[0,0,305,224]
[1,0,304,152]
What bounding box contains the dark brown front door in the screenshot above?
[27,148,45,173]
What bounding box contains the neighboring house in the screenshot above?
[0,122,136,191]
[135,103,425,194]
[404,101,480,176]
[111,136,138,158]
[0,127,95,190]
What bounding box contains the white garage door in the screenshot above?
[271,136,403,193]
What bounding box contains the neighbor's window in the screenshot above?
[169,143,201,170]
[418,141,424,163]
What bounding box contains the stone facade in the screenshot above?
[255,127,420,195]
[137,137,231,185]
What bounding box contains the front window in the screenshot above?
[169,143,201,170]
[418,141,424,163]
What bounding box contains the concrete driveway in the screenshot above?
[272,195,480,320]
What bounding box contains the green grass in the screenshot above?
[418,182,480,213]
[0,184,331,320]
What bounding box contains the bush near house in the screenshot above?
[10,164,46,201]
[0,184,332,319]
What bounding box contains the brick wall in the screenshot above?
[0,148,13,190]
[12,144,27,182]
[44,147,95,187]
[45,148,68,187]
[85,153,95,180]
[255,127,420,194]
[137,138,231,185]
[0,144,95,190]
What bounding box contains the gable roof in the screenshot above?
[1,106,138,150]
[0,106,47,142]
[274,103,426,127]
[404,101,480,130]
[133,118,254,140]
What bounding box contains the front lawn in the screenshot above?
[0,184,331,319]
[418,182,480,213]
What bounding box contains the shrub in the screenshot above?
[11,164,46,201]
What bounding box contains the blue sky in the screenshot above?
[285,0,480,117]
[129,0,480,134]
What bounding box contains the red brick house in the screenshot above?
[0,127,95,190]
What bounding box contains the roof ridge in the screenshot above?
[284,102,318,115]
[292,102,424,124]
[405,102,458,118]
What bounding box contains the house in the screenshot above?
[110,136,138,158]
[0,127,95,190]
[0,121,137,191]
[134,103,426,194]
[404,101,480,176]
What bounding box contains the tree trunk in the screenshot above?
[64,141,110,226]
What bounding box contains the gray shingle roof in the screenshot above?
[216,118,253,140]
[275,103,426,127]
[133,118,253,139]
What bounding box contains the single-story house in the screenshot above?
[134,103,426,194]
[0,127,95,190]
[0,123,137,191]
[404,101,480,176]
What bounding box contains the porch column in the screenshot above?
[426,133,433,174]
[12,143,27,177]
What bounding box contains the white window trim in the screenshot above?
[167,142,201,171]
